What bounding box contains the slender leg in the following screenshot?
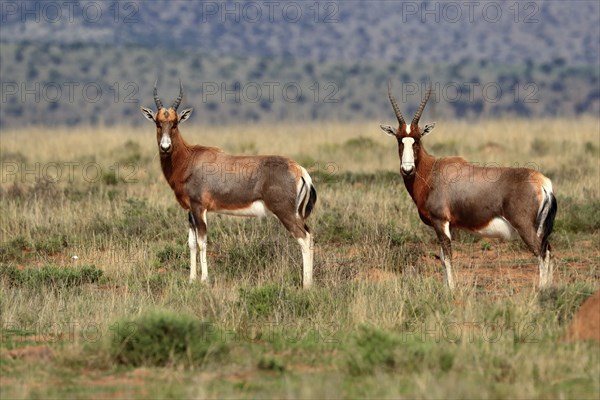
[276,211,314,289]
[198,210,208,283]
[189,209,208,284]
[188,226,198,282]
[508,218,551,290]
[538,248,553,288]
[297,232,313,289]
[434,221,455,290]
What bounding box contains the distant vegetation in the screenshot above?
[0,1,598,127]
[0,42,598,127]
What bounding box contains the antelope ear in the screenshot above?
[178,108,193,123]
[140,107,156,122]
[422,122,436,137]
[379,124,397,137]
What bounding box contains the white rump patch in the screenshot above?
[401,137,415,170]
[476,217,517,240]
[216,200,269,218]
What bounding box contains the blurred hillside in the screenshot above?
[0,1,598,126]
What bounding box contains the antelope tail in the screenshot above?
[296,167,317,220]
[536,179,558,254]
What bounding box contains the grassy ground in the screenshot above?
[1,118,599,399]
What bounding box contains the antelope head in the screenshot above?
[380,81,435,177]
[141,80,193,155]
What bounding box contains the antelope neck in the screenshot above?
[402,146,436,205]
[160,129,192,186]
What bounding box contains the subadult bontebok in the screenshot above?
[141,82,317,288]
[380,81,557,290]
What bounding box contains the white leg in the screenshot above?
[188,227,198,282]
[538,249,553,288]
[297,233,313,289]
[439,222,455,290]
[198,233,208,283]
[440,247,456,290]
[198,210,208,283]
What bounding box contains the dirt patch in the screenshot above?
[420,239,600,293]
[563,289,600,343]
[354,267,397,282]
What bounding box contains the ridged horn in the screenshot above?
[153,79,163,110]
[412,82,432,126]
[387,80,406,126]
[172,79,183,111]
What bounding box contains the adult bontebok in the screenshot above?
[141,82,317,288]
[380,81,557,290]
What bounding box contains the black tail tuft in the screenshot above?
[304,186,317,219]
[539,192,557,254]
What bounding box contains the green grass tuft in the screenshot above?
[0,264,103,288]
[110,309,228,368]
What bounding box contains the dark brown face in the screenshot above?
[380,122,434,177]
[397,124,422,176]
[141,104,193,156]
[140,80,193,156]
[380,80,436,177]
[155,108,179,154]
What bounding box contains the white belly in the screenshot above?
[475,217,517,240]
[215,200,269,218]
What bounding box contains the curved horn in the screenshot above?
[172,79,183,110]
[387,80,406,126]
[412,82,432,126]
[153,79,163,110]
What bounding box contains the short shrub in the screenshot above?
[0,264,103,288]
[0,235,32,262]
[538,284,597,325]
[530,138,552,156]
[555,198,600,234]
[35,233,70,256]
[153,241,188,271]
[110,310,227,368]
[238,284,313,319]
[347,325,455,376]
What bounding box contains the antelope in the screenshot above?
[141,82,317,288]
[380,81,557,290]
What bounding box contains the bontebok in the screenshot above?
[380,81,557,290]
[141,82,317,288]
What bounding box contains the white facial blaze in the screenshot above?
[401,137,415,171]
[160,133,171,150]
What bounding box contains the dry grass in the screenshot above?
[1,118,599,398]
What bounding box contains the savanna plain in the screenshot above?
[0,118,599,399]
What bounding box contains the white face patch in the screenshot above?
[160,134,172,151]
[405,125,411,134]
[401,137,415,172]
